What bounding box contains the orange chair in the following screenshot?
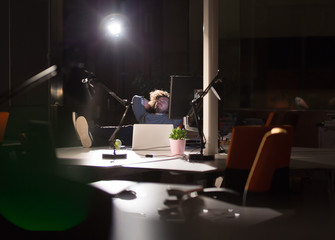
[0,112,10,142]
[223,124,293,193]
[200,126,294,207]
[224,125,271,192]
[243,127,293,205]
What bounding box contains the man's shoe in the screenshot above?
[74,116,93,148]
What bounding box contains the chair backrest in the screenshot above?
[224,125,270,192]
[244,127,293,198]
[0,112,10,142]
[225,124,294,193]
[226,125,270,169]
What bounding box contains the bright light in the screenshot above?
[106,19,122,37]
[101,14,126,39]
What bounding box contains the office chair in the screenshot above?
[0,112,9,142]
[204,125,293,206]
[223,124,294,192]
[242,127,293,206]
[224,125,271,192]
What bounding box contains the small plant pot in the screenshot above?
[169,139,186,156]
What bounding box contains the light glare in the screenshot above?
[106,20,122,37]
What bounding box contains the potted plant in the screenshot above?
[169,127,187,156]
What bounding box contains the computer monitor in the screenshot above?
[168,75,202,120]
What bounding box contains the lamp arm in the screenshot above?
[98,81,131,107]
[188,69,223,158]
[0,65,57,105]
[108,104,131,147]
[85,76,130,108]
[191,101,205,155]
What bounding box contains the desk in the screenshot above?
[290,147,335,169]
[57,146,335,182]
[57,147,335,239]
[56,147,225,184]
[90,180,284,240]
[57,146,335,174]
[290,147,335,211]
[90,180,335,240]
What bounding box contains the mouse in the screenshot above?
[114,189,137,200]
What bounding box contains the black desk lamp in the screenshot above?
[82,73,131,159]
[188,69,223,161]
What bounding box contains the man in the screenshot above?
[74,89,182,147]
[132,89,182,128]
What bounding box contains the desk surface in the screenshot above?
[90,180,284,240]
[94,180,335,240]
[56,147,226,184]
[57,148,335,239]
[290,147,335,169]
[56,146,335,186]
[56,146,225,173]
[57,146,335,170]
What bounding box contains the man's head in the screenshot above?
[149,90,170,114]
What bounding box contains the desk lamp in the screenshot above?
[188,69,223,161]
[82,73,131,159]
[0,65,57,105]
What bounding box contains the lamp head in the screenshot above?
[211,78,223,101]
[210,70,224,101]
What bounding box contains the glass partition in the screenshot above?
[201,0,335,111]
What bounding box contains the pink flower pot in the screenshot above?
[169,139,186,156]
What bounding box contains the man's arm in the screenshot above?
[132,95,150,123]
[132,95,182,127]
[142,98,151,111]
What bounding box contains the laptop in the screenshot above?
[131,124,174,151]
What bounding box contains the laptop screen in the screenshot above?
[132,124,173,151]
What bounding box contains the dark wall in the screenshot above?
[0,0,63,143]
[1,0,50,108]
[0,0,10,110]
